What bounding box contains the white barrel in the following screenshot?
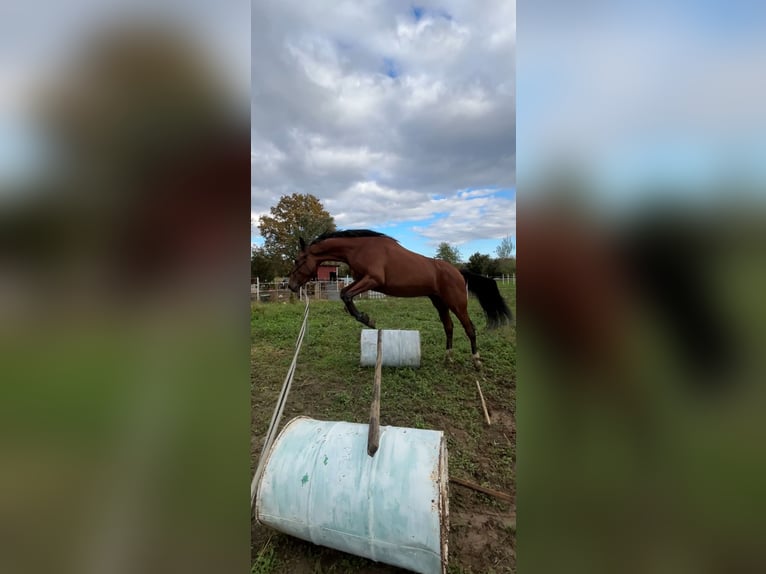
[360,329,421,367]
[255,416,449,574]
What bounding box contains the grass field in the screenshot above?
[251,283,516,574]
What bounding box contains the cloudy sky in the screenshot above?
[251,0,516,258]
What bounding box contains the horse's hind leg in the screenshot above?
[453,304,481,369]
[340,276,380,328]
[429,295,454,363]
[440,284,481,369]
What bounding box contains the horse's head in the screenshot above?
[288,237,317,292]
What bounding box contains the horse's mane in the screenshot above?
[310,229,397,245]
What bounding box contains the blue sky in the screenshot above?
[252,187,516,259]
[252,1,515,260]
[517,0,766,208]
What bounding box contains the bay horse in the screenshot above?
[287,230,513,368]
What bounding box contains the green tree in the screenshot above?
[251,246,275,281]
[495,257,516,276]
[496,235,514,258]
[485,258,501,277]
[466,252,492,275]
[435,242,461,265]
[258,194,336,268]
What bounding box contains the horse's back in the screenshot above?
[369,240,442,296]
[346,237,465,299]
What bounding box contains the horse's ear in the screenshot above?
[299,237,306,251]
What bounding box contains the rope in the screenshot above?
[251,298,310,509]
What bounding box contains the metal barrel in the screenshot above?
[360,329,421,368]
[255,416,449,574]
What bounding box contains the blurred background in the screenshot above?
[1,2,250,573]
[4,1,766,573]
[518,2,766,573]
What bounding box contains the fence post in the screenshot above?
[256,277,260,300]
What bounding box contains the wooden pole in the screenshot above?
[476,379,491,425]
[450,477,512,503]
[367,329,383,456]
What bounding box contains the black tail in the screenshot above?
[461,270,513,328]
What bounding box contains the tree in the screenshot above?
[258,194,336,268]
[485,258,501,277]
[251,246,275,281]
[466,252,493,275]
[495,257,516,276]
[465,252,505,276]
[496,235,514,258]
[435,242,461,265]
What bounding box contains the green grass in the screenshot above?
[251,538,279,574]
[251,283,516,573]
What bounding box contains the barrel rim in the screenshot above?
[438,435,449,574]
[253,415,312,525]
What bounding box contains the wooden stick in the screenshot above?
[450,477,512,503]
[367,329,383,456]
[475,379,491,425]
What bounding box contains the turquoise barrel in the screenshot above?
[255,416,449,574]
[360,329,421,367]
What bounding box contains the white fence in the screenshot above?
[251,273,514,303]
[251,277,387,303]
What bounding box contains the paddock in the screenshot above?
[251,282,516,573]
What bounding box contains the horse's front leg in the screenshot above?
[340,276,380,328]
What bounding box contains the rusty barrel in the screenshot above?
[254,416,449,574]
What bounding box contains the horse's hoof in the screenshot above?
[472,353,482,370]
[444,351,454,364]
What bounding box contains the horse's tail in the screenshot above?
[460,270,513,328]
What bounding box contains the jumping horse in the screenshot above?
[287,230,513,368]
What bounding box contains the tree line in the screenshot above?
[434,237,515,277]
[252,194,514,281]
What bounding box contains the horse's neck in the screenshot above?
[310,241,351,264]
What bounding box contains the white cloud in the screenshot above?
[325,182,515,244]
[252,0,515,244]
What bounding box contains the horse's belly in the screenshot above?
[379,285,434,297]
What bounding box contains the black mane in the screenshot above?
[310,229,396,245]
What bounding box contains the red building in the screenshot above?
[315,263,339,281]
